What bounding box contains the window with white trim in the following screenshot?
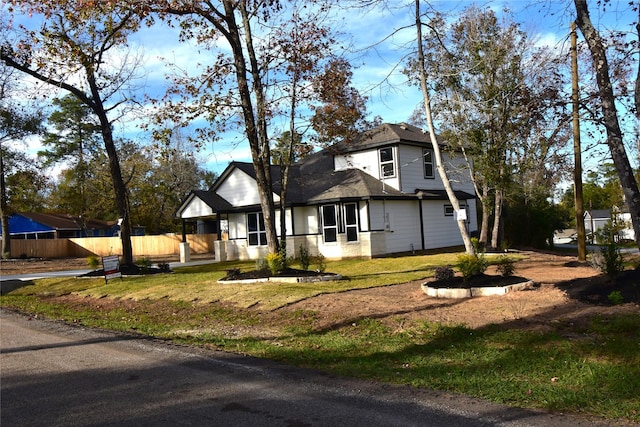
[344,203,358,242]
[321,205,338,243]
[379,146,395,178]
[247,212,267,246]
[423,148,434,179]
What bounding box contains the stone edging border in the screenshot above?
[219,274,342,284]
[421,280,535,299]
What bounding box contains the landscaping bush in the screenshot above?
[314,253,327,273]
[87,255,100,270]
[591,242,625,277]
[136,257,152,272]
[298,245,311,270]
[434,266,454,281]
[456,253,487,280]
[255,258,268,271]
[495,255,516,277]
[265,252,285,275]
[278,240,289,270]
[608,290,624,305]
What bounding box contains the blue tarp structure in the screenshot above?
[5,214,54,234]
[1,212,144,238]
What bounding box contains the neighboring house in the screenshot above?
[584,208,635,243]
[176,122,478,261]
[0,212,145,240]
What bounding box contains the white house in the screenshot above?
[176,122,478,261]
[584,208,635,243]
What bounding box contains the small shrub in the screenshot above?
[225,268,240,279]
[87,255,100,270]
[607,290,624,305]
[314,253,326,273]
[157,262,171,272]
[591,242,624,277]
[136,257,152,272]
[265,252,285,275]
[457,253,487,281]
[298,245,311,270]
[496,255,516,277]
[434,265,454,281]
[470,237,484,254]
[255,258,268,271]
[278,240,289,270]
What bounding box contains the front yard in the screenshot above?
[1,250,638,423]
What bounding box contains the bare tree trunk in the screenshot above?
[415,0,474,255]
[228,1,279,254]
[0,151,10,258]
[479,183,491,247]
[575,0,640,251]
[635,15,640,118]
[491,187,503,249]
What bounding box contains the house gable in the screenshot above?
[215,165,280,207]
[179,194,215,219]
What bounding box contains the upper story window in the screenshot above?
[423,148,434,179]
[379,146,395,178]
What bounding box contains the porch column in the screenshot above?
[179,219,190,263]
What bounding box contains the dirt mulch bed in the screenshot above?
[3,251,639,333]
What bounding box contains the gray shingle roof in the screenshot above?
[332,122,443,154]
[184,122,473,214]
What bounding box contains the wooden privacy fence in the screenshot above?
[8,233,217,259]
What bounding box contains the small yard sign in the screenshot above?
[102,255,122,283]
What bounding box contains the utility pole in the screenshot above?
[571,22,587,261]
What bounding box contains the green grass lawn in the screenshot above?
[2,252,638,423]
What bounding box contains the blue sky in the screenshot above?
[7,1,639,178]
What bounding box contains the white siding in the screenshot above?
[227,212,246,240]
[217,168,280,207]
[292,205,319,235]
[398,145,474,194]
[359,202,370,231]
[380,200,422,253]
[180,196,214,219]
[334,149,401,191]
[368,200,387,231]
[421,200,472,249]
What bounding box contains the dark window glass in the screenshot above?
[424,149,434,178]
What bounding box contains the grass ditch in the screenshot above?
[1,252,638,423]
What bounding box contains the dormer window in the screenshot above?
[379,146,395,178]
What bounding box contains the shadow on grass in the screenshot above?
[0,280,35,295]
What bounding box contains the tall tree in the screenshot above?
[574,0,640,250]
[1,1,146,264]
[310,58,370,147]
[268,4,335,250]
[132,132,216,234]
[144,1,281,253]
[39,95,102,221]
[413,6,569,249]
[413,0,474,254]
[0,65,44,257]
[146,1,353,254]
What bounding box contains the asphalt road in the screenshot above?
[0,309,615,427]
